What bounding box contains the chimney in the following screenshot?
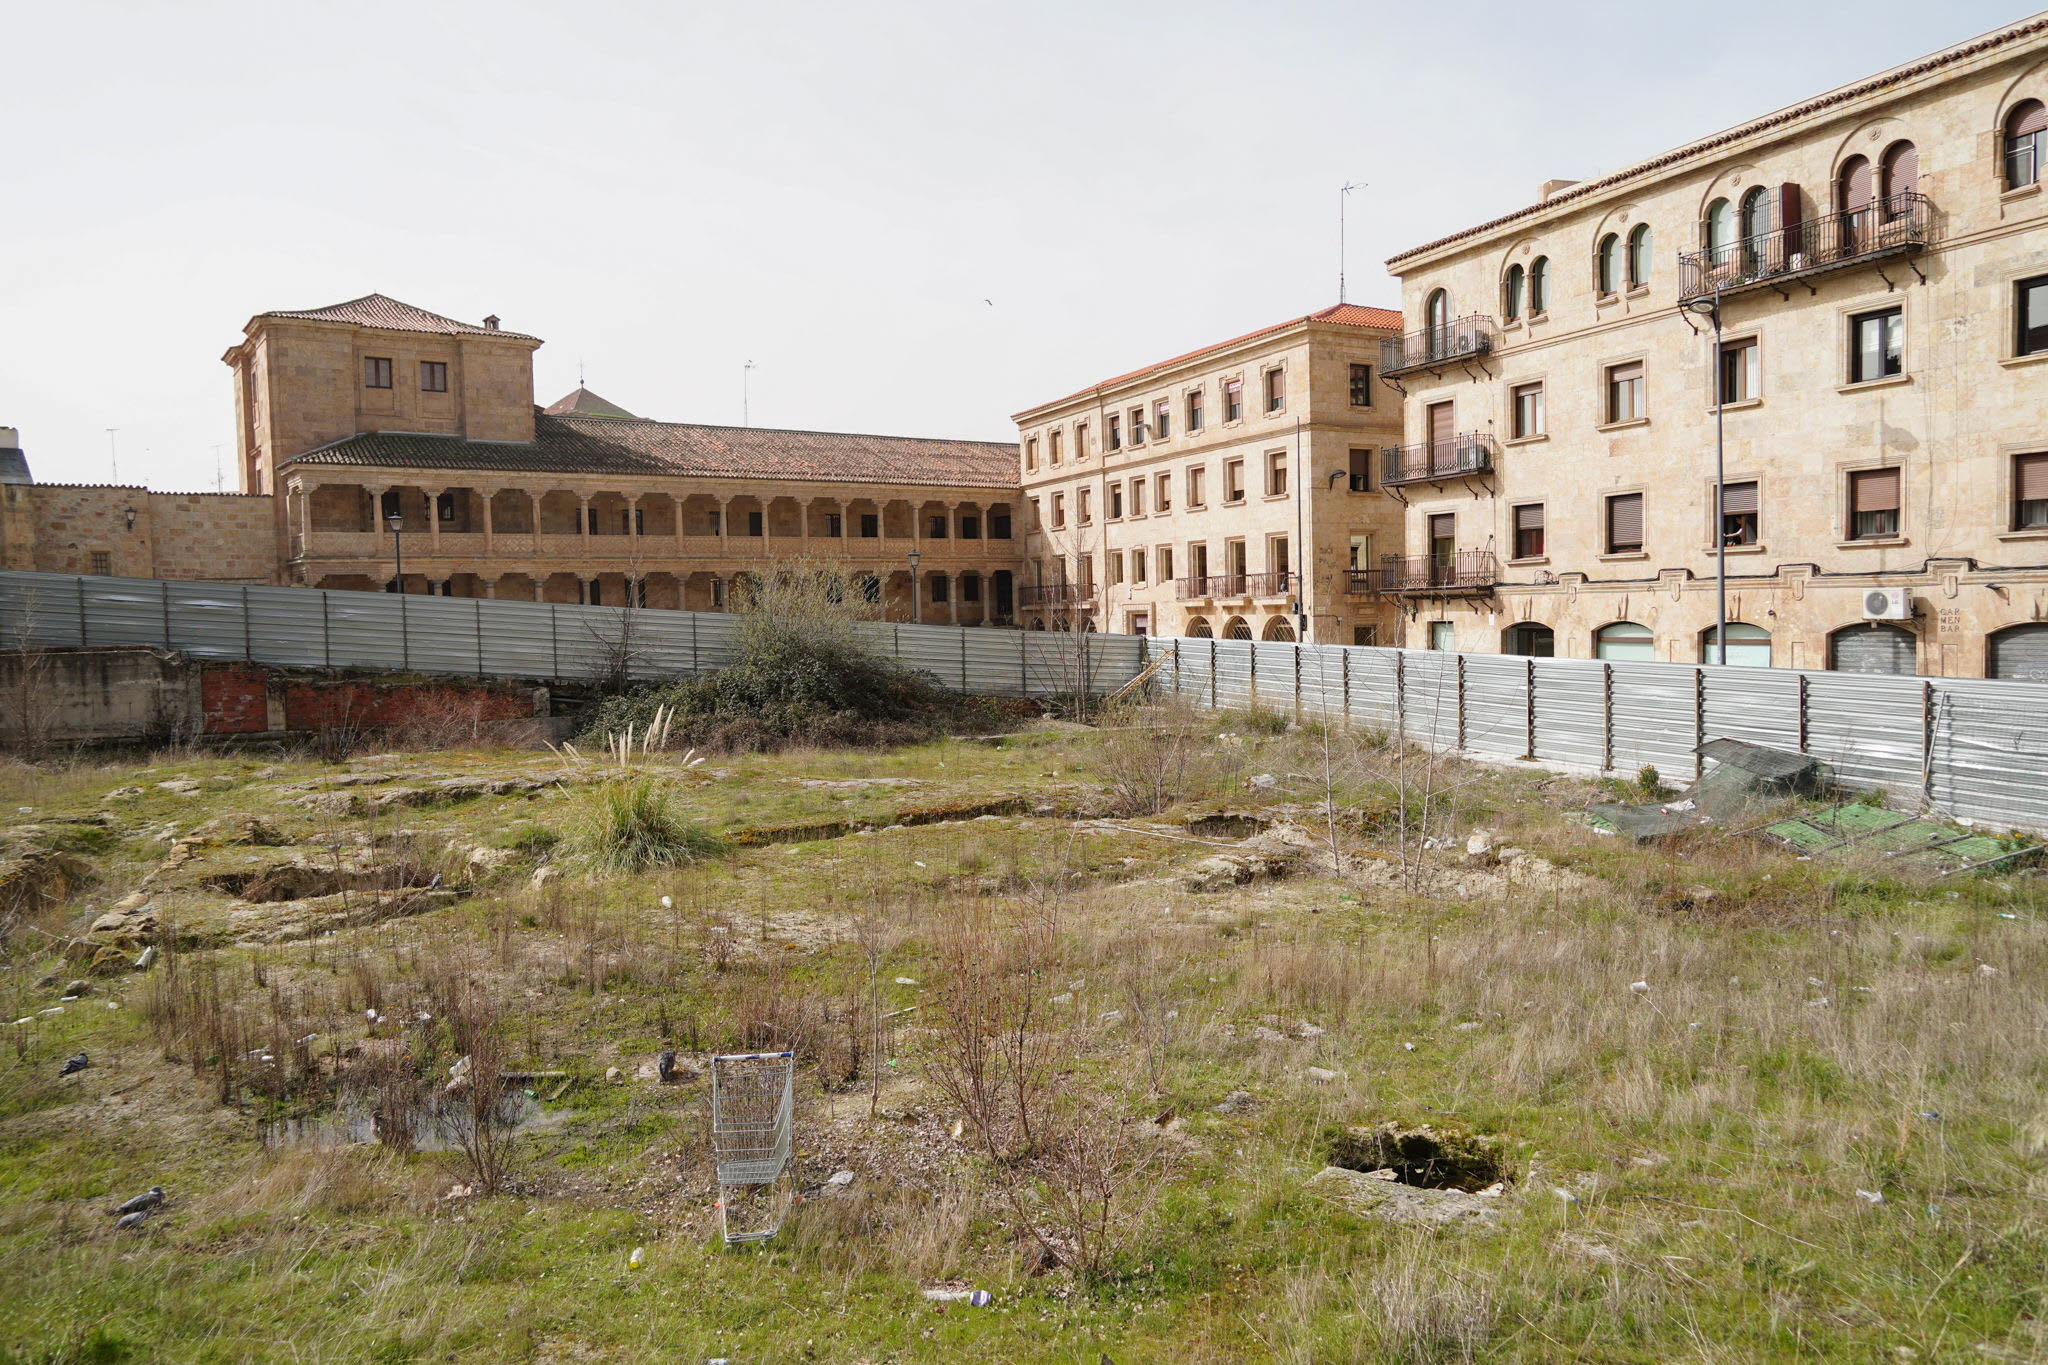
[483,315,501,331]
[1539,179,1580,201]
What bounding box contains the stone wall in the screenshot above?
[0,484,278,583]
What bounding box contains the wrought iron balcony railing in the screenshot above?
[1176,572,1294,599]
[1678,193,1934,302]
[1340,569,1377,595]
[1379,314,1497,377]
[1381,433,1498,487]
[1378,551,1498,595]
[1019,582,1094,608]
[1242,571,1294,598]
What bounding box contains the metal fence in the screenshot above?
[0,571,1142,699]
[5,571,2046,835]
[1152,636,2048,836]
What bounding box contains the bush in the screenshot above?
[577,775,726,874]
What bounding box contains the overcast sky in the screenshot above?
[5,0,2037,490]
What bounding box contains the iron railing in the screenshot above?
[1019,582,1094,608]
[1175,572,1293,599]
[1340,569,1376,595]
[1678,193,1934,302]
[1243,571,1293,598]
[1381,433,1498,487]
[1378,551,1498,595]
[1380,314,1496,377]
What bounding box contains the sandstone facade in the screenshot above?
[0,483,276,584]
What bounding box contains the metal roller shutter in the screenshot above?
[1989,624,2048,681]
[1830,623,1916,675]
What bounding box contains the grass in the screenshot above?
[576,775,727,874]
[1,718,2045,1361]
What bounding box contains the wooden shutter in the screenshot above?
[1427,401,1454,446]
[1882,142,1918,198]
[2015,453,2048,502]
[1839,156,1873,211]
[1608,493,1644,547]
[1721,481,1759,515]
[1778,183,1803,232]
[1428,513,1455,543]
[1854,467,1900,512]
[2013,100,2048,136]
[1514,503,1544,532]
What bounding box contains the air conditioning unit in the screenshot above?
[1863,587,1913,621]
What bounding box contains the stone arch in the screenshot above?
[1185,616,1213,638]
[1222,615,1253,641]
[1261,616,1296,642]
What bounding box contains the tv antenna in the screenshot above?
[106,428,120,483]
[742,360,757,427]
[1339,181,1368,304]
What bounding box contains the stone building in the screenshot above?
[222,296,1023,621]
[1012,304,1406,642]
[1379,15,2048,678]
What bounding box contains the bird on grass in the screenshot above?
[112,1186,164,1218]
[59,1051,89,1076]
[114,1211,154,1231]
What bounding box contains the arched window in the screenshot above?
[2005,100,2045,189]
[1881,140,1919,200]
[1739,187,1770,245]
[1528,256,1550,313]
[1223,616,1253,640]
[1504,623,1555,657]
[1596,233,1621,294]
[1424,288,1449,346]
[1185,616,1213,639]
[1700,622,1772,667]
[1829,622,1916,675]
[1502,262,1525,321]
[1704,198,1735,262]
[1594,621,1655,662]
[1837,154,1874,213]
[1626,224,1652,288]
[1261,616,1296,642]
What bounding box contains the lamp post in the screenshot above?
[907,547,922,625]
[1687,287,1728,666]
[386,512,405,594]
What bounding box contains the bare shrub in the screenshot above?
[431,973,517,1195]
[1094,698,1244,817]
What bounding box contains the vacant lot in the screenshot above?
[2,711,2044,1363]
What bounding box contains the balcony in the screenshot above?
[1381,433,1497,488]
[1678,194,1934,303]
[1339,569,1376,595]
[1020,582,1094,608]
[1378,551,1498,596]
[1175,572,1293,600]
[1379,315,1497,378]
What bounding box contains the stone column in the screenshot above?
[527,492,543,551]
[422,487,444,550]
[715,496,732,550]
[576,494,591,538]
[481,488,496,552]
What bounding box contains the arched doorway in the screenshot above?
[1594,621,1655,662]
[1700,622,1771,667]
[1829,623,1915,675]
[1262,616,1296,642]
[1185,616,1213,638]
[1503,623,1554,657]
[1222,616,1253,641]
[1987,624,2048,680]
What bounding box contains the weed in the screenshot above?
[576,775,727,874]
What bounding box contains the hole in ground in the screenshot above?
[1329,1122,1511,1191]
[1187,812,1271,839]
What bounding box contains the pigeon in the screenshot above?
[656,1049,678,1084]
[59,1051,89,1076]
[114,1211,153,1231]
[111,1186,164,1217]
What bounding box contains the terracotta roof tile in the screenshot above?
[286,411,1018,490]
[543,387,637,419]
[1014,302,1401,418]
[256,293,541,342]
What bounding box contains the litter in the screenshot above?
[710,1051,796,1245]
[1586,740,1825,841]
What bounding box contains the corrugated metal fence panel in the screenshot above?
[1609,661,1703,782]
[893,623,974,691]
[1342,647,1400,733]
[166,581,259,660]
[1803,671,1923,796]
[1531,658,1606,769]
[404,595,487,676]
[476,598,561,680]
[1210,639,1256,711]
[963,629,1027,697]
[1249,642,1298,713]
[1399,650,1459,749]
[81,577,169,649]
[1929,679,2048,830]
[1162,639,1209,708]
[1701,664,1803,754]
[619,611,697,681]
[1295,644,1344,721]
[549,603,631,682]
[1088,634,1145,694]
[1461,654,1529,761]
[245,585,330,670]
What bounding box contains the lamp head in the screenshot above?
[907,548,921,569]
[385,513,404,533]
[1685,297,1719,318]
[123,506,138,531]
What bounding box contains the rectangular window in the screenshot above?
[1850,307,1904,382]
[1848,467,1900,539]
[962,575,981,602]
[1347,448,1370,491]
[1025,437,1038,471]
[1108,551,1124,586]
[1720,480,1759,545]
[1223,377,1243,422]
[930,575,948,603]
[89,550,111,576]
[1349,363,1373,406]
[859,513,879,538]
[1156,472,1171,510]
[1512,503,1545,560]
[990,511,1012,538]
[1605,361,1645,423]
[1266,450,1287,496]
[1606,492,1645,553]
[1428,621,1455,651]
[2018,275,2048,357]
[1158,546,1173,582]
[1129,407,1147,445]
[2016,453,2048,529]
[1511,382,1546,439]
[1354,625,1379,646]
[363,356,393,389]
[1107,415,1121,451]
[1717,339,1758,404]
[1108,484,1124,519]
[1269,536,1290,577]
[747,510,764,537]
[1130,479,1145,515]
[960,515,981,539]
[928,514,949,538]
[1049,428,1062,463]
[1132,549,1147,584]
[1186,390,1204,432]
[1154,398,1171,441]
[420,360,448,392]
[825,512,843,537]
[1264,368,1285,413]
[1074,422,1088,458]
[1188,465,1207,507]
[1051,493,1066,528]
[1078,488,1092,524]
[1224,459,1245,502]
[1348,534,1372,569]
[1189,542,1209,579]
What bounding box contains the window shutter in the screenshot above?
[1839,156,1874,211]
[1854,467,1901,511]
[1514,503,1545,532]
[1608,493,1644,545]
[1883,142,1919,198]
[1610,361,1643,384]
[1777,183,1802,231]
[2012,100,2048,136]
[1721,481,1759,515]
[2016,453,2048,502]
[1427,402,1454,446]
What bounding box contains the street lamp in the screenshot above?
[907,547,922,624]
[123,506,138,532]
[386,512,405,594]
[1687,287,1728,666]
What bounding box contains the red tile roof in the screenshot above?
[287,411,1019,490]
[1386,14,2048,267]
[254,293,541,341]
[543,387,638,419]
[1014,302,1401,418]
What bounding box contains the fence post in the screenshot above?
[1018,632,1028,699]
[242,586,253,662]
[1601,662,1614,771]
[1249,642,1258,708]
[475,599,485,677]
[75,577,87,647]
[1342,648,1351,724]
[1921,680,1936,805]
[1455,654,1467,749]
[1209,638,1218,708]
[1693,668,1706,776]
[398,592,410,671]
[160,581,172,649]
[1797,673,1810,753]
[692,612,700,674]
[1524,657,1536,760]
[1172,639,1182,698]
[1395,651,1407,740]
[550,604,561,682]
[1293,645,1303,723]
[321,591,332,669]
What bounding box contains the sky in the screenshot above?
[5,0,2039,490]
